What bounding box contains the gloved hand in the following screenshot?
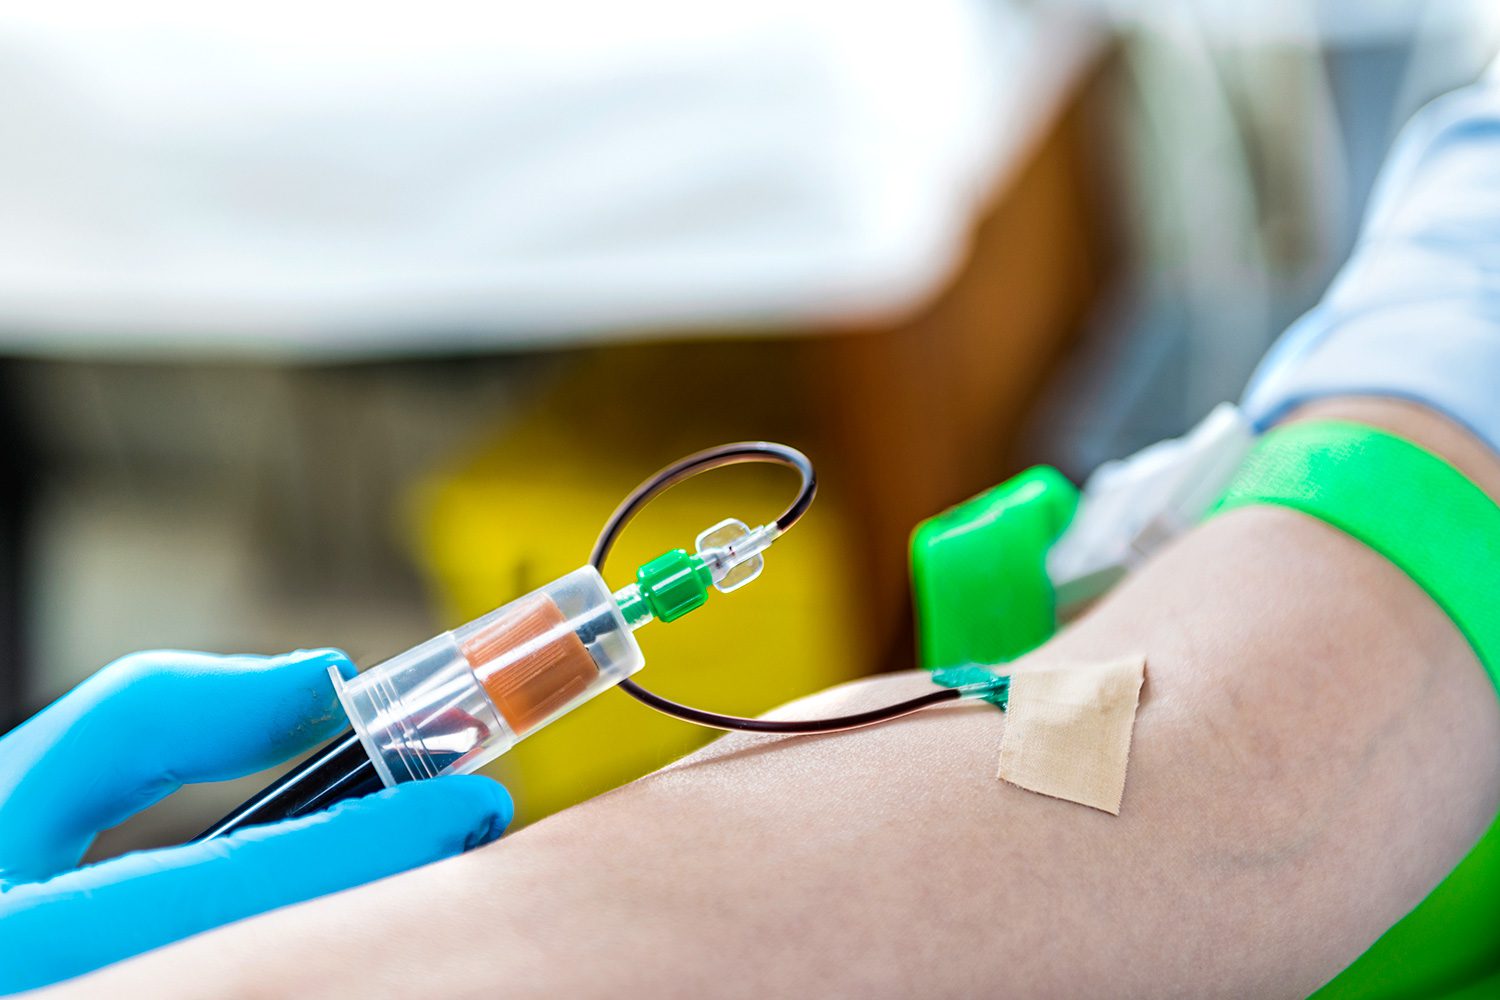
[0,648,513,994]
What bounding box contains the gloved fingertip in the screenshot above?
[461,779,514,850]
[279,647,357,681]
[325,773,514,852]
[387,774,513,850]
[416,774,512,849]
[329,651,358,682]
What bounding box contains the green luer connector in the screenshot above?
[930,666,1010,708]
[636,548,714,623]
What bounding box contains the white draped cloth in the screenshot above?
[0,1,1081,357]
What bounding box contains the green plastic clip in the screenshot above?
[909,466,1079,670]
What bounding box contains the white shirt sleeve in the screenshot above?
[1242,65,1500,454]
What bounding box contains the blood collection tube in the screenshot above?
[331,567,645,787]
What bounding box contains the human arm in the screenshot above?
[59,397,1500,999]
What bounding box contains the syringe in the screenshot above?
[197,518,774,840]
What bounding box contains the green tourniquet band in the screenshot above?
[1212,420,1500,691]
[1210,419,1500,1000]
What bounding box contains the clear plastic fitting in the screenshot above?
[695,518,778,593]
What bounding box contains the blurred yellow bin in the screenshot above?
[409,423,867,826]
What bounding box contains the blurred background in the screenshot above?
[1,0,1496,850]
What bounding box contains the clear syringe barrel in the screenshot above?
[330,566,644,788]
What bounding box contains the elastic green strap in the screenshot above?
[1212,420,1500,691]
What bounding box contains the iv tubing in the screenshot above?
[592,442,964,734]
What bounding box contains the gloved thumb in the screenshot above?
[0,775,511,995]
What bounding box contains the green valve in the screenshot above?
[635,548,714,623]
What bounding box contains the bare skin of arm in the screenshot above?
[56,398,1500,999]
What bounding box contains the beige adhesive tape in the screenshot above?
[996,654,1146,815]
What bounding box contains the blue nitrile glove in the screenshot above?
[0,648,513,994]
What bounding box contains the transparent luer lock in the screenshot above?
[331,567,644,788]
